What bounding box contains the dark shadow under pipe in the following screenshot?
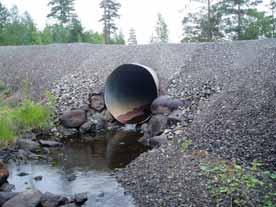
[105,64,159,124]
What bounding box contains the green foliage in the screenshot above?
[110,31,125,44]
[200,160,276,206]
[0,5,41,46]
[182,0,274,42]
[0,107,15,143]
[180,139,192,152]
[82,31,104,44]
[182,3,223,42]
[241,9,273,40]
[68,16,83,42]
[0,82,55,144]
[0,1,9,30]
[12,99,52,131]
[99,0,121,44]
[0,80,6,92]
[0,2,105,45]
[47,0,75,25]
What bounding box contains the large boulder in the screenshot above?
[79,121,96,134]
[151,96,183,115]
[73,193,88,206]
[60,110,87,128]
[41,192,69,207]
[0,183,15,192]
[3,190,42,207]
[0,161,9,186]
[0,192,18,206]
[89,92,105,112]
[16,139,40,153]
[144,115,168,137]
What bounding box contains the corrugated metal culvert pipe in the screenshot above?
[104,63,159,124]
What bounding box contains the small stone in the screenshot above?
[74,192,88,205]
[33,176,43,181]
[58,127,79,138]
[168,110,183,125]
[174,129,184,135]
[17,172,29,177]
[39,140,62,148]
[79,121,96,134]
[16,139,40,153]
[67,174,76,182]
[0,161,9,186]
[97,192,104,197]
[151,96,183,115]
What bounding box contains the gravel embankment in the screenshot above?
[118,39,276,207]
[1,39,276,206]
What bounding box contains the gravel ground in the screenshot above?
[1,39,276,206]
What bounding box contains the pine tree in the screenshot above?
[47,0,75,25]
[217,0,262,40]
[271,0,276,37]
[128,28,137,45]
[68,15,83,42]
[99,0,121,44]
[182,4,223,42]
[152,13,169,43]
[0,2,9,30]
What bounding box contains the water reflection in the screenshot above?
[8,131,147,207]
[56,130,147,170]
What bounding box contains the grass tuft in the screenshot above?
[0,81,55,145]
[200,160,276,207]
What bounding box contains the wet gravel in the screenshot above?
[1,39,276,206]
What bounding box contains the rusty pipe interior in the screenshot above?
[104,63,159,124]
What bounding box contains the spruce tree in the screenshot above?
[182,4,223,42]
[217,0,262,40]
[271,0,276,37]
[152,13,169,43]
[0,2,9,30]
[99,0,121,44]
[68,15,83,42]
[47,0,75,25]
[128,28,137,45]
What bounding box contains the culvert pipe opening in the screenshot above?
[105,64,159,124]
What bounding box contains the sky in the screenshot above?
[1,0,271,44]
[1,0,207,44]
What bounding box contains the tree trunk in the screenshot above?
[208,0,212,41]
[103,0,108,44]
[272,0,275,38]
[237,1,241,40]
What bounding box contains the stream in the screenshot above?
[7,130,147,207]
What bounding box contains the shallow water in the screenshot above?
[8,131,147,207]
